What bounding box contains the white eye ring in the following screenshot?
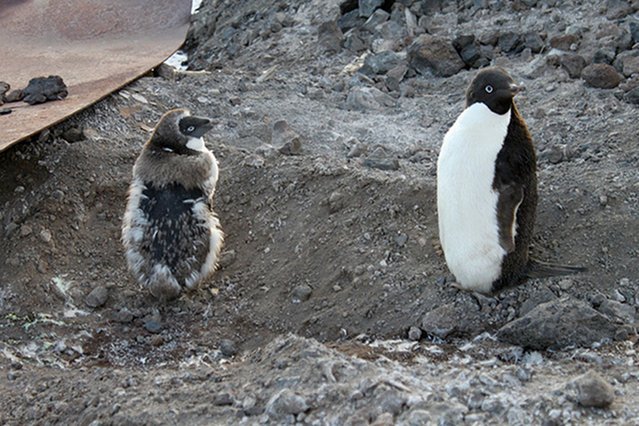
[485,85,493,93]
[187,125,195,133]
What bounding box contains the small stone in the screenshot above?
[347,143,367,158]
[550,34,579,51]
[51,189,64,201]
[624,87,639,104]
[408,326,422,341]
[143,319,163,334]
[218,249,237,269]
[14,185,25,194]
[523,32,544,53]
[498,32,523,54]
[359,0,384,18]
[317,20,344,53]
[7,371,18,381]
[621,56,639,77]
[593,49,616,65]
[292,285,312,303]
[131,93,148,104]
[62,127,84,143]
[4,89,23,103]
[395,233,408,247]
[113,308,134,323]
[266,389,308,418]
[213,392,235,406]
[243,154,265,168]
[573,371,614,408]
[39,229,53,244]
[149,335,164,347]
[0,108,11,115]
[346,86,396,111]
[558,279,574,290]
[272,120,302,155]
[85,286,108,308]
[361,157,399,171]
[328,191,344,213]
[581,64,623,89]
[219,339,238,357]
[559,54,586,79]
[19,224,32,237]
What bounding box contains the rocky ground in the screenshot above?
[1,0,638,424]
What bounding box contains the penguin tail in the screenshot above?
[524,258,587,279]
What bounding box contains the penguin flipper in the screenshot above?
[495,183,524,253]
[524,258,587,279]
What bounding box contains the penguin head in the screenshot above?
[465,67,523,115]
[147,108,213,155]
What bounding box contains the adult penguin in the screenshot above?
[437,67,584,294]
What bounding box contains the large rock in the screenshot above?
[408,34,464,77]
[496,298,621,350]
[581,64,623,89]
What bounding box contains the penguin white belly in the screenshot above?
[437,103,512,293]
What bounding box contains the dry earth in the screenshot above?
[1,0,638,424]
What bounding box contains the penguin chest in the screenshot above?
[124,180,212,286]
[437,103,512,293]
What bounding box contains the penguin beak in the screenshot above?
[510,83,525,96]
[191,116,214,138]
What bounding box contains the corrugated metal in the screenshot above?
[0,0,191,152]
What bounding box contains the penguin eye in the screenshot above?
[485,85,493,94]
[187,125,196,133]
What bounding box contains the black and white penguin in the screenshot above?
[437,67,584,294]
[122,108,224,300]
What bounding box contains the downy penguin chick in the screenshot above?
[122,108,224,300]
[437,67,584,294]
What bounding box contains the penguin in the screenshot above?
[122,108,224,300]
[437,67,584,294]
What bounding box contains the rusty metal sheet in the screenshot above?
[0,0,191,152]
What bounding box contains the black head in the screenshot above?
[148,109,213,155]
[465,67,523,115]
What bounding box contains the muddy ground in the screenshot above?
[1,0,638,424]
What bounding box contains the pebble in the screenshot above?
[143,319,163,334]
[573,370,615,408]
[219,339,238,357]
[558,279,574,290]
[598,299,636,323]
[19,224,32,237]
[328,191,344,213]
[292,285,312,303]
[84,286,109,308]
[395,233,408,247]
[408,326,422,341]
[266,389,308,418]
[362,157,400,171]
[113,308,134,323]
[218,249,237,269]
[213,392,235,406]
[39,229,52,244]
